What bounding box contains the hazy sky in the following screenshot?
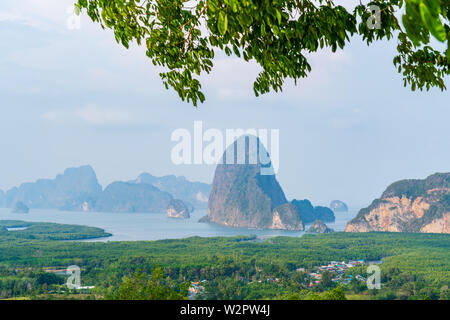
[0,1,449,208]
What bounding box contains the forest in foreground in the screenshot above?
[0,220,448,300]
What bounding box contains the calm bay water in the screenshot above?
[0,207,358,242]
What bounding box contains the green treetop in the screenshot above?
[76,0,449,106]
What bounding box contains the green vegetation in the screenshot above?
[0,220,111,241]
[0,221,448,300]
[382,173,450,199]
[282,286,347,300]
[75,0,449,106]
[109,267,189,300]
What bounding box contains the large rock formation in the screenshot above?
[167,199,190,219]
[307,219,334,233]
[205,135,301,229]
[291,199,335,224]
[131,173,210,209]
[4,166,102,210]
[269,203,304,230]
[12,201,29,214]
[346,173,450,234]
[330,200,348,212]
[94,182,173,213]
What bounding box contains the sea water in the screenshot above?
[0,207,358,242]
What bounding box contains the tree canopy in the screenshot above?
[76,0,449,106]
[111,267,189,300]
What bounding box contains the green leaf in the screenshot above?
[419,2,446,42]
[74,4,81,16]
[218,12,228,36]
[447,40,450,59]
[276,9,282,25]
[422,0,440,15]
[230,0,238,13]
[261,21,266,36]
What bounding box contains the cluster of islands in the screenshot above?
[1,136,448,235]
[0,136,448,301]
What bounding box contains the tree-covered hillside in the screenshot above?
[0,222,448,300]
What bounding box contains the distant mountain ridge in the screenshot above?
[130,173,210,209]
[0,166,211,214]
[3,166,102,210]
[1,162,336,227]
[346,173,450,234]
[95,182,173,213]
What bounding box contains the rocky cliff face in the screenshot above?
[270,203,304,230]
[291,199,335,224]
[167,199,190,219]
[346,173,450,234]
[95,182,173,213]
[307,219,334,233]
[206,135,290,229]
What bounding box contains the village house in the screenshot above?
[306,259,368,287]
